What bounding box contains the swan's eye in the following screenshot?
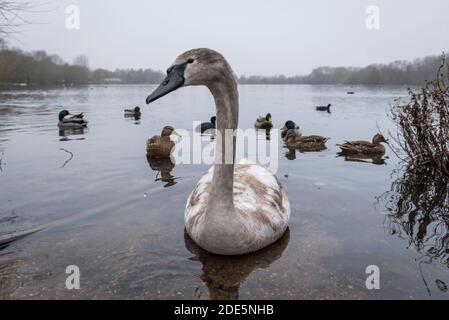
[187,58,194,64]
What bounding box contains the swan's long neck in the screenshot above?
[206,74,239,214]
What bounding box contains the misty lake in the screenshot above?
[0,84,448,299]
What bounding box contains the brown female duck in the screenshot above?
[146,126,177,159]
[337,134,387,155]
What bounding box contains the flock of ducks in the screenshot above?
[140,113,386,158]
[56,48,388,256]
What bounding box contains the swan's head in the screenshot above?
[146,48,234,104]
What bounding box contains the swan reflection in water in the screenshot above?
[146,155,177,188]
[184,229,290,300]
[378,166,449,294]
[59,127,87,141]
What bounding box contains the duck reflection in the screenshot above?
[378,166,449,293]
[59,127,86,141]
[337,153,386,165]
[146,155,177,188]
[184,229,290,300]
[284,147,297,160]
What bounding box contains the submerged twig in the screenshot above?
[59,148,73,168]
[0,152,4,171]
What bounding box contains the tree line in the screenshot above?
[0,47,165,86]
[0,46,447,87]
[239,54,448,85]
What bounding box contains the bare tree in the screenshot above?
[73,55,89,69]
[0,0,34,37]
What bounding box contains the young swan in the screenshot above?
[337,134,388,155]
[146,48,290,255]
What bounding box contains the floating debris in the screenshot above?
[59,148,74,168]
[436,279,448,293]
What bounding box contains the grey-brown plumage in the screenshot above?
[337,134,387,155]
[146,48,290,256]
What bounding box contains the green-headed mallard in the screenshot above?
[316,104,331,112]
[281,120,301,140]
[337,134,387,155]
[196,116,216,134]
[124,106,141,118]
[146,126,178,159]
[255,113,273,130]
[58,110,88,129]
[284,130,329,152]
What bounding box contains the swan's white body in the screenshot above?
[185,162,290,255]
[147,48,291,255]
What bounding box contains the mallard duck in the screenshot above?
[58,110,88,129]
[196,116,216,134]
[146,126,178,159]
[337,134,387,155]
[124,106,141,118]
[281,120,301,140]
[316,104,332,112]
[146,48,290,255]
[284,130,329,152]
[255,113,273,130]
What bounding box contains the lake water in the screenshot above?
[0,84,448,299]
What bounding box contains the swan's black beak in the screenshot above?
[146,60,193,104]
[146,72,184,104]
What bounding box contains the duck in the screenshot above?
[58,110,88,129]
[146,126,178,159]
[255,113,273,130]
[316,104,332,112]
[196,116,216,134]
[124,106,141,118]
[146,48,290,255]
[283,128,329,152]
[337,134,387,155]
[281,120,301,140]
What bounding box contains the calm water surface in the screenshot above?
[0,85,448,299]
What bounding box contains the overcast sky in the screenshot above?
[12,0,449,75]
